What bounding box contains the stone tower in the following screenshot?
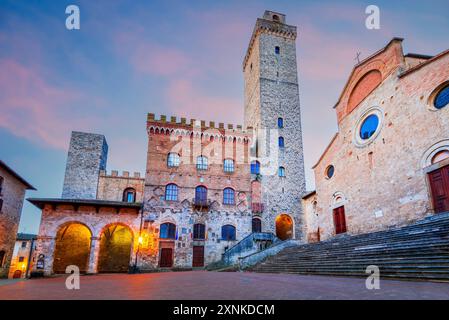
[243,11,306,240]
[62,131,108,199]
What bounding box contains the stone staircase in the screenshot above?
[247,212,449,281]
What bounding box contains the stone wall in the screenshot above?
[62,131,108,199]
[97,171,144,202]
[306,41,449,241]
[0,167,27,278]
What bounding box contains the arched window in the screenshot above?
[432,150,449,164]
[252,218,262,233]
[196,156,208,170]
[0,176,3,194]
[165,184,178,201]
[278,166,286,177]
[221,225,236,241]
[223,159,234,173]
[0,250,5,267]
[0,199,3,213]
[277,117,284,128]
[123,188,136,203]
[250,161,260,175]
[223,188,235,205]
[167,153,180,167]
[193,223,205,240]
[195,186,208,205]
[272,14,280,22]
[434,85,449,109]
[278,136,285,148]
[160,223,176,239]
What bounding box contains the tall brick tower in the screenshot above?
[243,11,305,240]
[62,131,108,199]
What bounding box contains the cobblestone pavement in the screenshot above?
[0,271,448,300]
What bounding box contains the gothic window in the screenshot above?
[165,184,178,201]
[123,188,136,203]
[250,161,260,174]
[0,250,5,267]
[252,218,262,233]
[432,150,449,164]
[434,85,449,109]
[279,166,286,177]
[223,188,235,205]
[278,117,284,128]
[223,159,235,173]
[195,186,208,205]
[193,223,206,240]
[275,46,280,54]
[196,156,208,170]
[160,223,176,239]
[326,165,335,179]
[221,225,236,241]
[360,114,379,140]
[167,153,180,167]
[278,136,285,148]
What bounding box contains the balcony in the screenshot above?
[251,203,264,214]
[192,198,210,210]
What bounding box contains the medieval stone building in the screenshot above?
[0,161,35,278]
[29,11,306,274]
[303,38,449,242]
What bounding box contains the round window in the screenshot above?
[360,114,379,140]
[326,165,334,179]
[434,85,449,110]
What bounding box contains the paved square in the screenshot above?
[1,271,449,300]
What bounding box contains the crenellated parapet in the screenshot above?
[99,170,143,180]
[147,113,254,143]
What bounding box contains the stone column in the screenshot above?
[87,237,100,274]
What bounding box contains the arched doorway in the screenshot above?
[13,270,22,279]
[98,224,133,273]
[275,214,293,240]
[53,223,92,273]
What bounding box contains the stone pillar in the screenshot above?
[32,236,56,276]
[87,237,100,274]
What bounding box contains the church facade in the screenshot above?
[29,11,306,275]
[303,38,449,242]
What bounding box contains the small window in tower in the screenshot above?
[272,15,280,22]
[278,117,284,128]
[278,136,285,148]
[275,46,280,55]
[279,167,286,177]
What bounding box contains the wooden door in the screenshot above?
[159,248,173,268]
[333,206,347,234]
[429,166,449,213]
[192,246,204,267]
